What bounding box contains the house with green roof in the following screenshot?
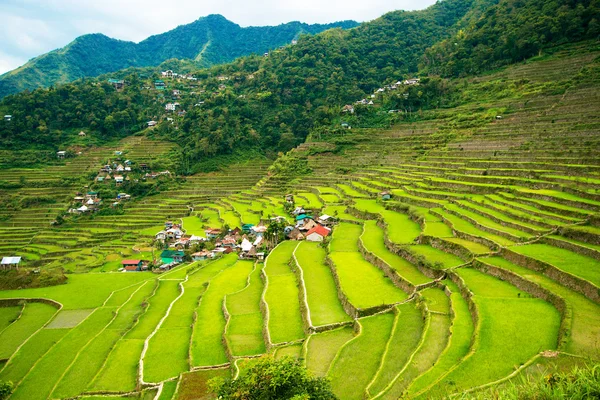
[160,250,184,264]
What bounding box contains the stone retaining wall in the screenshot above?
[358,237,415,294]
[501,248,600,304]
[542,236,600,260]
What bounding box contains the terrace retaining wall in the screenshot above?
[357,237,415,294]
[500,248,600,304]
[542,236,600,260]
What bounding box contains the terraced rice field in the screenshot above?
[0,43,599,399]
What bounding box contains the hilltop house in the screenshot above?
[404,78,420,85]
[162,70,174,78]
[108,78,124,89]
[78,131,86,137]
[165,102,179,111]
[57,151,66,159]
[305,225,331,242]
[342,105,355,114]
[122,259,142,271]
[147,121,157,127]
[3,115,11,121]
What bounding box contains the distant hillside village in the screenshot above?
[118,193,336,273]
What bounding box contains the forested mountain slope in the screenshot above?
[0,15,358,99]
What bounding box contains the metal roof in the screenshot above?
[1,256,21,264]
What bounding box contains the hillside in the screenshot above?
[0,40,598,400]
[0,15,358,99]
[0,0,474,159]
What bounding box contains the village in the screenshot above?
[117,193,337,273]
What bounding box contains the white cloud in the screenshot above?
[0,0,437,74]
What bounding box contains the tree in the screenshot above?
[209,356,337,400]
[0,381,13,400]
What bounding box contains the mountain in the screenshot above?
[1,0,597,170]
[0,15,359,99]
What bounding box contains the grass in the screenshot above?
[381,313,452,399]
[353,199,421,244]
[408,245,465,269]
[177,368,230,400]
[421,287,451,314]
[46,309,94,328]
[305,326,355,376]
[0,302,57,359]
[274,343,303,359]
[508,244,600,286]
[264,242,305,344]
[366,302,425,397]
[191,259,254,366]
[409,280,475,397]
[295,241,351,326]
[10,307,117,400]
[225,264,265,357]
[361,220,430,285]
[328,312,395,400]
[0,306,22,333]
[89,339,145,392]
[445,238,492,255]
[435,268,561,394]
[424,221,454,237]
[330,223,407,308]
[435,208,515,246]
[0,273,152,310]
[182,215,207,235]
[482,256,600,357]
[446,204,532,241]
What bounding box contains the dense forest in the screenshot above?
[1,0,598,171]
[0,15,358,99]
[421,0,600,76]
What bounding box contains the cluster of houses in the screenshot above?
[283,205,333,242]
[96,158,133,186]
[69,191,102,214]
[161,70,197,81]
[347,78,421,109]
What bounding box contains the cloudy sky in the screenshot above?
[0,0,436,75]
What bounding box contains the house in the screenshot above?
[155,80,166,89]
[76,205,89,213]
[305,225,331,242]
[87,191,98,199]
[318,214,335,226]
[251,225,267,236]
[240,238,253,253]
[341,123,351,129]
[192,250,212,261]
[380,191,392,200]
[108,78,124,89]
[295,214,312,225]
[173,89,181,96]
[114,175,124,184]
[404,78,420,85]
[189,235,206,244]
[242,224,254,234]
[270,216,287,224]
[286,228,305,241]
[220,237,237,248]
[292,206,305,216]
[174,237,190,249]
[205,228,221,239]
[78,131,86,137]
[3,115,11,122]
[342,105,355,114]
[160,250,184,264]
[57,151,66,159]
[155,231,167,241]
[165,102,179,111]
[162,70,173,78]
[299,219,318,231]
[291,39,298,45]
[217,76,229,81]
[166,228,183,240]
[165,221,173,229]
[285,194,294,203]
[147,120,157,127]
[114,151,123,156]
[1,256,21,269]
[122,259,142,271]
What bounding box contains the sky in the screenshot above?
[0,0,436,75]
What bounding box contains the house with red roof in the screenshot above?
[305,225,331,242]
[122,259,142,271]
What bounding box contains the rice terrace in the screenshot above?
[0,0,600,399]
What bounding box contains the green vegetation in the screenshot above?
[305,326,355,376]
[295,241,351,326]
[210,356,336,399]
[264,242,305,344]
